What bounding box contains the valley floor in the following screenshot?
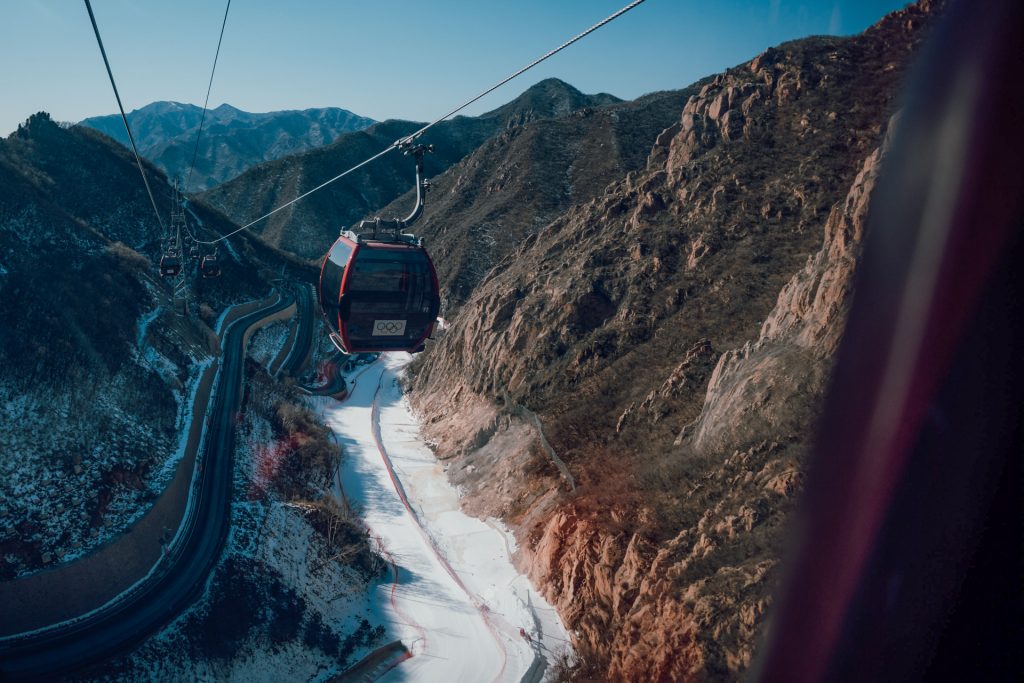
[323,354,569,682]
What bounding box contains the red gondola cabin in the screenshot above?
[318,234,440,354]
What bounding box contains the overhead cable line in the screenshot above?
[83,0,166,234]
[398,0,647,146]
[185,0,232,194]
[191,0,648,245]
[191,145,398,244]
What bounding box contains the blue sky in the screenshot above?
[0,0,910,136]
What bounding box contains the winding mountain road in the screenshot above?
[2,290,567,681]
[303,351,353,397]
[277,283,315,378]
[0,293,294,679]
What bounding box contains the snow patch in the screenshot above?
[135,306,161,350]
[247,321,290,368]
[151,357,213,491]
[119,356,386,679]
[213,306,232,336]
[322,355,571,681]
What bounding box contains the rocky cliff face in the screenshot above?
[408,2,938,679]
[375,88,692,309]
[584,124,889,681]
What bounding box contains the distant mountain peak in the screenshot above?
[131,101,201,115]
[527,77,585,94]
[79,103,375,190]
[12,111,64,141]
[527,76,577,90]
[482,77,621,121]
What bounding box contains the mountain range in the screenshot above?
[200,78,623,259]
[80,102,374,191]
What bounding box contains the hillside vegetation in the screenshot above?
[375,87,693,309]
[0,113,267,576]
[202,78,621,259]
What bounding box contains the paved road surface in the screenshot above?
[0,294,293,680]
[278,283,314,378]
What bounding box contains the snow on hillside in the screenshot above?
[110,363,387,679]
[0,382,166,574]
[0,309,206,578]
[247,321,291,368]
[120,499,384,682]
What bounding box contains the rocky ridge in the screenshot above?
[407,2,938,679]
[375,87,693,309]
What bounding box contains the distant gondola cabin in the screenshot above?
[159,254,181,277]
[318,234,440,354]
[200,254,221,278]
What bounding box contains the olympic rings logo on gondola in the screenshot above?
[372,320,407,336]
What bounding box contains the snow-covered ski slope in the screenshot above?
[323,354,569,682]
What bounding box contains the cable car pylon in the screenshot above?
[167,181,192,315]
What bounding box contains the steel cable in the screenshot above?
[84,0,166,234]
[398,0,647,146]
[185,0,232,194]
[191,0,648,245]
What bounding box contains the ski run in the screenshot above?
[320,354,569,682]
